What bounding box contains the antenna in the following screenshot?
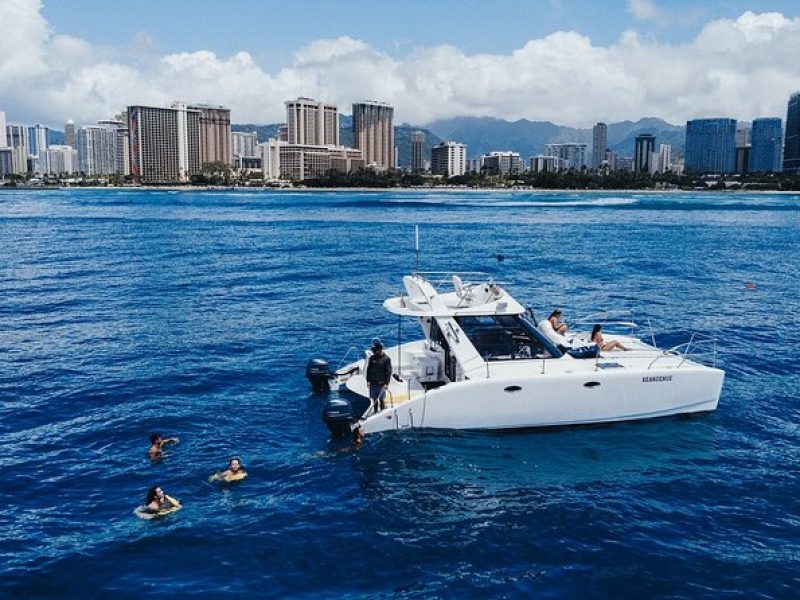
[414,224,420,273]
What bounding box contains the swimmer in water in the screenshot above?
[352,426,364,448]
[143,486,180,514]
[209,457,247,482]
[148,433,179,460]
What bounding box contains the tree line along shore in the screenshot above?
[3,167,800,192]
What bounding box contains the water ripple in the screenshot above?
[1,189,798,597]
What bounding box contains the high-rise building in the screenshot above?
[481,151,522,175]
[6,124,29,174]
[735,123,751,174]
[352,101,394,169]
[410,130,426,171]
[684,118,737,174]
[28,124,49,157]
[0,112,11,179]
[784,92,800,174]
[278,124,289,142]
[0,111,7,147]
[0,148,12,178]
[634,134,656,173]
[27,124,50,173]
[530,155,568,173]
[604,150,618,171]
[430,141,466,177]
[544,143,587,170]
[77,125,118,175]
[98,119,131,175]
[45,145,78,175]
[656,144,672,173]
[616,156,634,172]
[592,122,607,168]
[65,119,76,148]
[735,124,751,148]
[189,104,231,166]
[749,117,783,173]
[285,98,339,147]
[128,103,201,183]
[736,147,750,174]
[231,131,259,166]
[260,139,283,180]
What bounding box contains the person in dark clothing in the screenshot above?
[366,340,392,413]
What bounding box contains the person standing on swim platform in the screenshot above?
[366,340,392,413]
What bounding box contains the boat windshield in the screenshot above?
[454,315,559,361]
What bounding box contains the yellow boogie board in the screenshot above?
[209,471,247,483]
[134,495,182,519]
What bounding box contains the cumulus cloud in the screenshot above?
[0,1,799,129]
[627,0,660,21]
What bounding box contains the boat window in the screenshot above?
[455,315,558,361]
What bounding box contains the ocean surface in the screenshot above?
[1,188,799,598]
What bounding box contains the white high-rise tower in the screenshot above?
[285,98,339,146]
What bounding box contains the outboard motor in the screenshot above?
[322,398,356,438]
[306,359,334,393]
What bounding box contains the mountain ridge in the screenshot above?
[424,116,685,161]
[232,116,686,167]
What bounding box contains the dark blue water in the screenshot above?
[1,189,799,598]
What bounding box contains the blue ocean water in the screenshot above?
[0,188,799,598]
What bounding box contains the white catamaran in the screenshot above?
[308,272,724,437]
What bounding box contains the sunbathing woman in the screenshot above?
[591,324,628,351]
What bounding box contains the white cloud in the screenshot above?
[627,0,660,21]
[294,36,370,64]
[0,1,799,129]
[0,0,50,82]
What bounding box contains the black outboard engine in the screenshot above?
[306,359,334,393]
[322,398,356,438]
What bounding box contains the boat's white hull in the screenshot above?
[355,365,724,434]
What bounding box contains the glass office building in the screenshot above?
[783,93,800,175]
[749,118,783,172]
[684,118,737,174]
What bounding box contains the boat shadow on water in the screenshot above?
[328,412,719,493]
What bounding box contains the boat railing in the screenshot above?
[571,320,639,336]
[420,271,491,293]
[647,332,718,370]
[572,310,639,335]
[413,271,515,293]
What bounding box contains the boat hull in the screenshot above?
[359,366,724,434]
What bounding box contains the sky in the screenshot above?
[1,0,799,128]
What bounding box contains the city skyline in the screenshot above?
[3,89,796,180]
[1,1,799,128]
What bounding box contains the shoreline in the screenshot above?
[1,185,798,195]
